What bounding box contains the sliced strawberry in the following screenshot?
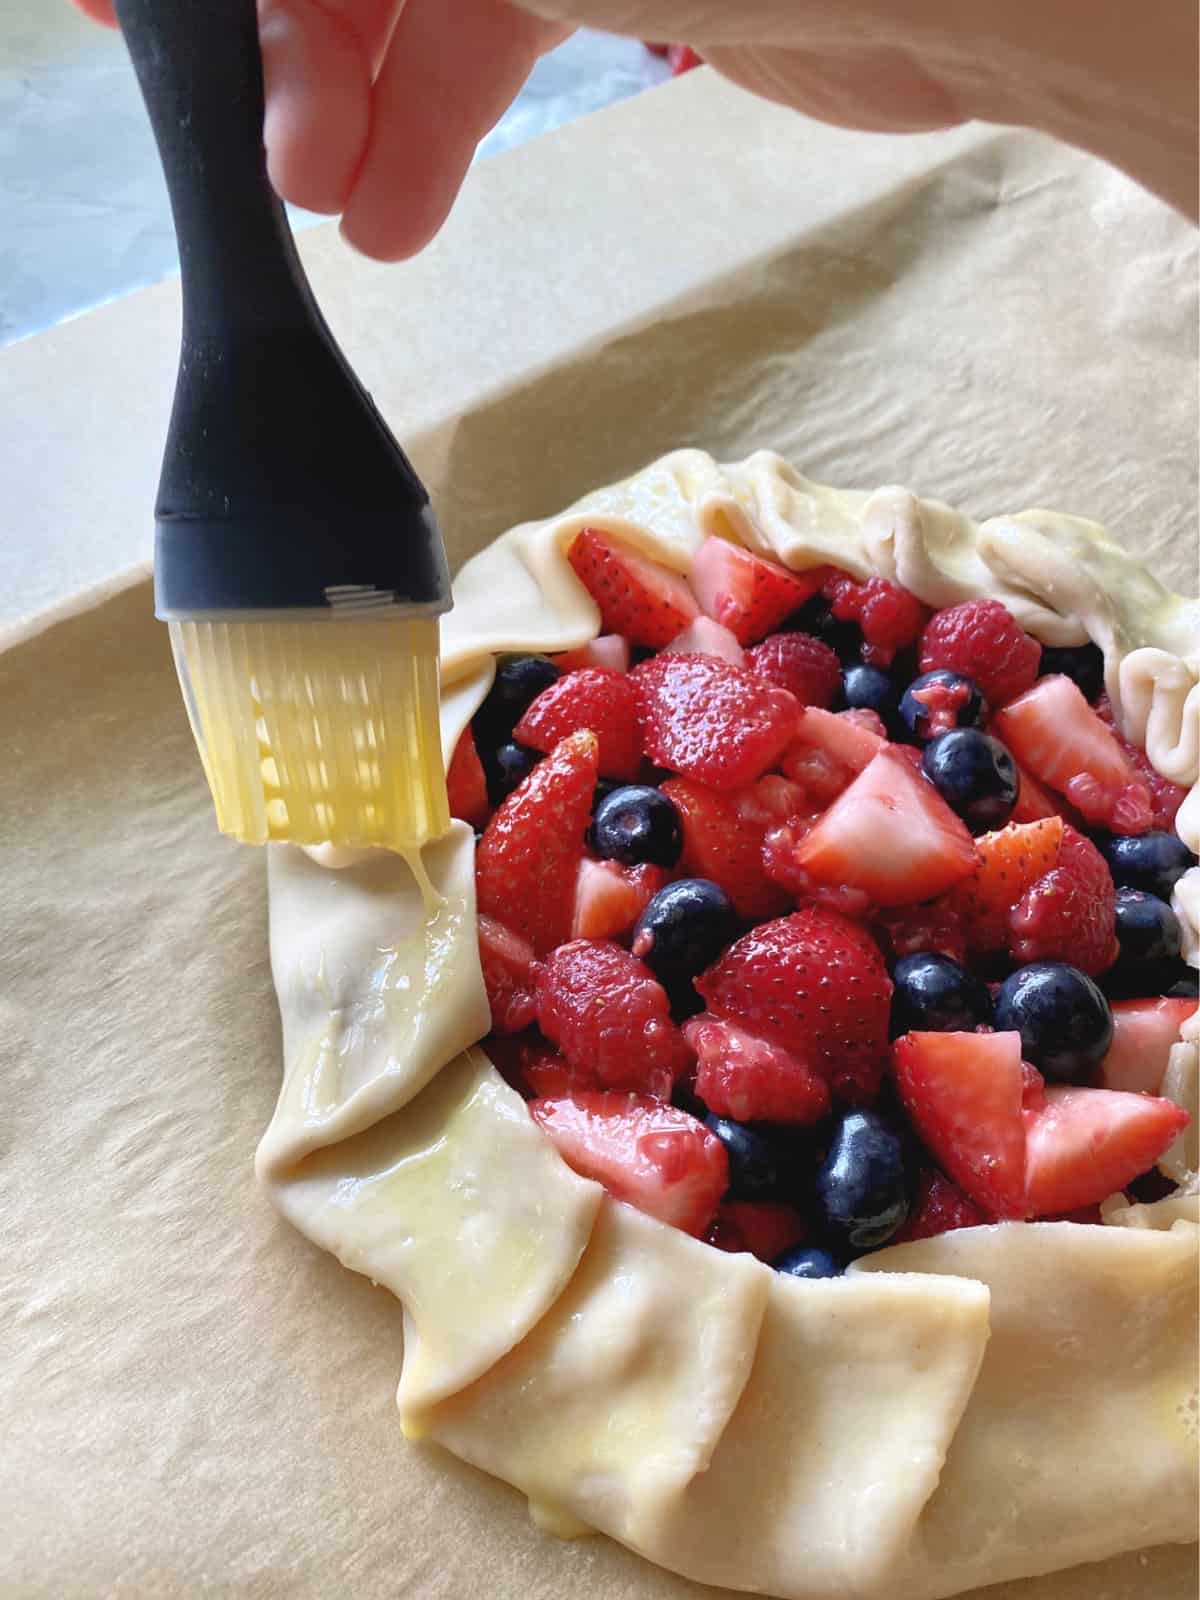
[662,615,746,666]
[446,725,489,829]
[668,42,704,74]
[553,633,631,674]
[1010,824,1119,976]
[695,907,892,1104]
[632,651,799,789]
[535,939,692,1098]
[780,705,886,805]
[891,1030,1028,1218]
[874,901,968,966]
[688,536,822,646]
[891,1169,990,1242]
[823,572,930,667]
[992,676,1153,833]
[475,730,597,955]
[519,1051,576,1099]
[792,748,979,908]
[683,1014,831,1124]
[1094,693,1188,829]
[570,858,668,941]
[747,631,842,708]
[1023,1086,1190,1214]
[529,1091,728,1235]
[514,666,642,782]
[919,598,1041,707]
[1098,998,1196,1094]
[1011,762,1067,824]
[660,775,795,920]
[567,527,699,649]
[707,1200,807,1262]
[477,915,541,1034]
[943,817,1065,954]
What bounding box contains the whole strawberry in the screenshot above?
[514,666,642,781]
[695,907,893,1104]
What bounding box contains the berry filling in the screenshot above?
[472,531,1194,1272]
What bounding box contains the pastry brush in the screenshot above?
[114,0,451,852]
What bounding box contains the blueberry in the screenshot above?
[813,1110,910,1252]
[704,1116,783,1201]
[994,961,1113,1083]
[784,595,861,661]
[1113,888,1182,971]
[1039,642,1105,701]
[479,740,539,806]
[590,785,683,868]
[1096,830,1195,902]
[472,653,559,745]
[890,952,994,1037]
[842,663,900,725]
[898,670,987,743]
[774,1244,843,1280]
[921,729,1018,831]
[631,878,738,987]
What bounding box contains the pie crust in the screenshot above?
[258,451,1199,1600]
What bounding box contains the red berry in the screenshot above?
[1010,824,1119,976]
[919,599,1041,707]
[477,915,541,1034]
[892,1170,990,1242]
[684,1014,831,1124]
[1099,998,1196,1094]
[1094,693,1188,829]
[475,730,597,955]
[631,651,799,789]
[695,907,892,1104]
[942,816,1065,955]
[570,858,667,941]
[535,939,692,1099]
[552,634,631,674]
[707,1200,807,1262]
[668,42,703,74]
[780,706,886,806]
[747,631,842,707]
[824,573,930,666]
[514,666,642,781]
[445,724,489,829]
[873,901,968,966]
[568,527,699,649]
[1023,1086,1189,1215]
[529,1091,728,1236]
[660,775,794,922]
[663,615,746,666]
[689,536,822,646]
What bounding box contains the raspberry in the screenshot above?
[824,573,930,666]
[1010,824,1120,975]
[747,631,841,708]
[874,902,968,965]
[919,599,1041,708]
[892,1170,990,1242]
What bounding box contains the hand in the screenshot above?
[76,0,1198,260]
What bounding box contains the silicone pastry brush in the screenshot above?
[114,0,451,852]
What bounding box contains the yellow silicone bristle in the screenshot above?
[168,616,449,851]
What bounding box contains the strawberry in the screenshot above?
[631,652,800,788]
[529,1091,728,1235]
[663,615,746,666]
[873,902,968,965]
[1011,762,1069,824]
[1094,693,1188,829]
[683,1014,832,1124]
[992,676,1153,833]
[707,1200,807,1262]
[668,42,704,74]
[570,858,668,941]
[535,939,692,1098]
[688,536,822,646]
[747,631,842,707]
[485,1034,587,1099]
[661,775,795,921]
[1098,997,1195,1094]
[695,907,892,1104]
[1023,1086,1189,1214]
[1010,824,1119,975]
[919,599,1041,707]
[892,1169,990,1242]
[943,817,1065,954]
[891,1030,1028,1217]
[475,729,597,955]
[477,916,541,1034]
[780,706,886,804]
[514,666,642,782]
[823,572,930,667]
[567,527,699,649]
[446,725,489,829]
[791,748,979,908]
[553,634,631,674]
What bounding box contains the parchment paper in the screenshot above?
[1,68,1196,1600]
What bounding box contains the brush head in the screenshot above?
[169,614,449,850]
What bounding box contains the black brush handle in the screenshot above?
[114,0,450,615]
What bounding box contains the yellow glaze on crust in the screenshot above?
[261,452,1199,1600]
